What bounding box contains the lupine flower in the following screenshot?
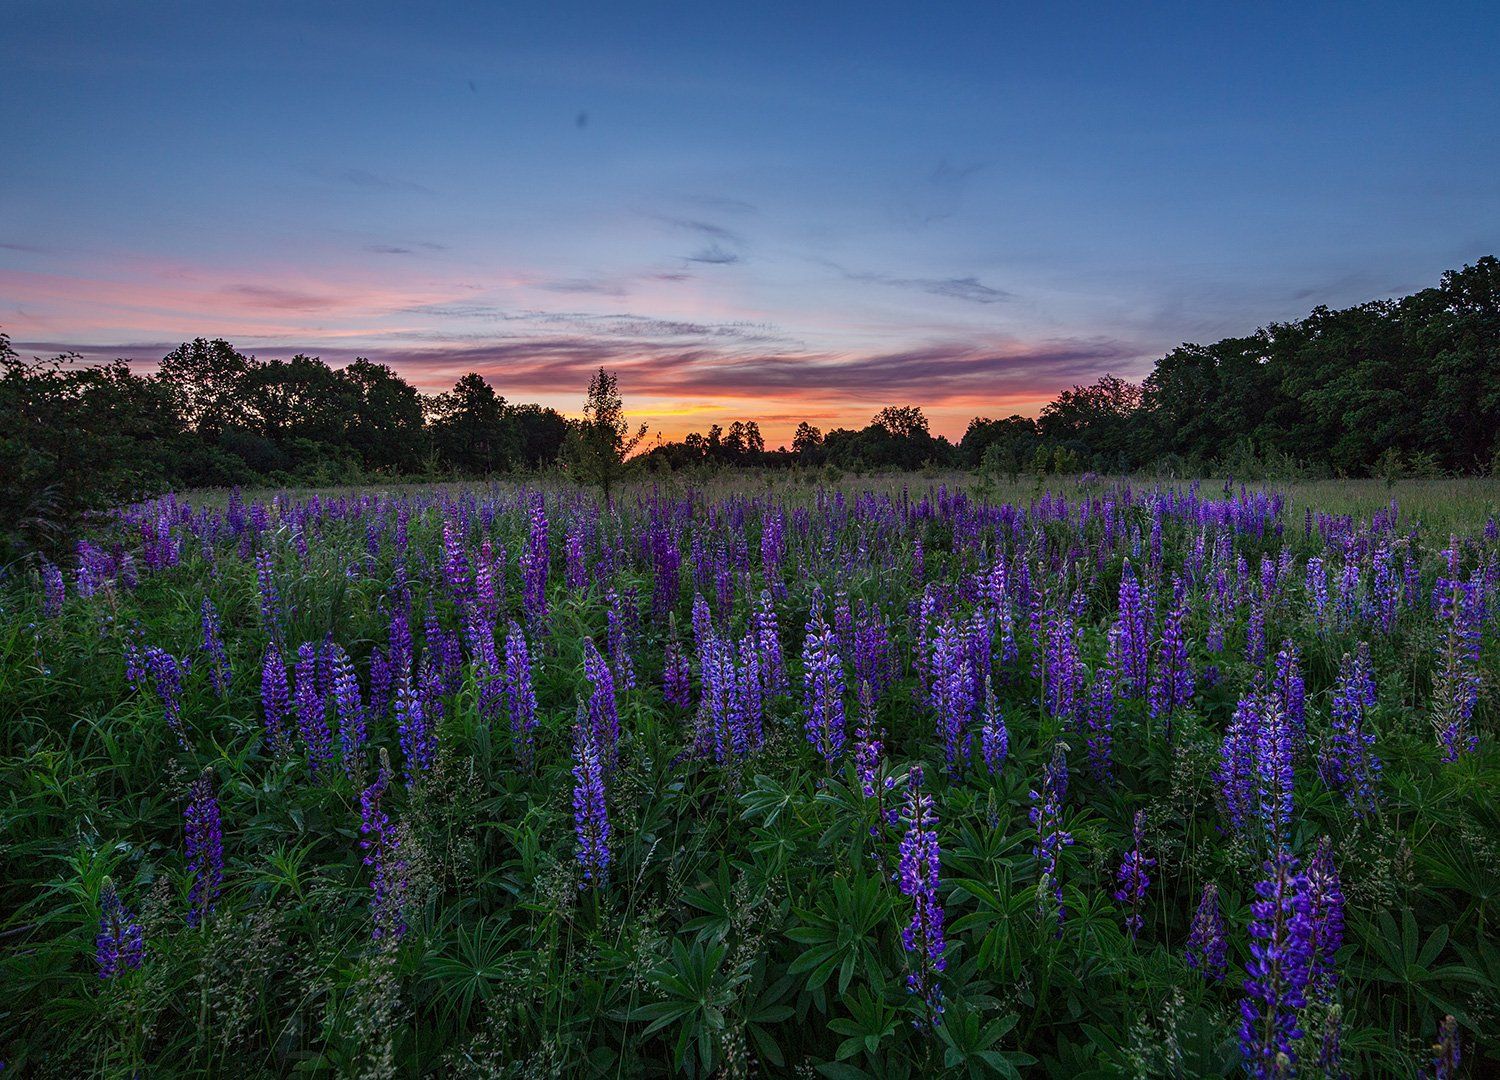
[1115,562,1149,697]
[1245,589,1267,668]
[359,750,407,940]
[1029,744,1074,933]
[184,768,224,927]
[127,643,189,747]
[581,637,620,767]
[96,878,144,978]
[261,642,292,755]
[1273,639,1306,745]
[662,617,693,709]
[929,618,975,775]
[572,707,611,888]
[1315,1004,1347,1080]
[802,607,847,763]
[1043,605,1083,727]
[1084,642,1116,781]
[396,670,435,786]
[1185,882,1228,982]
[294,641,334,775]
[1148,574,1194,728]
[1239,852,1313,1078]
[1113,810,1153,939]
[1306,557,1329,630]
[41,561,65,617]
[978,676,1008,776]
[255,548,284,635]
[325,643,366,777]
[503,621,538,766]
[1255,684,1296,850]
[1431,1015,1461,1080]
[520,495,549,623]
[895,765,946,1024]
[440,516,472,607]
[853,689,884,802]
[753,590,789,696]
[1217,687,1261,832]
[1432,573,1483,762]
[199,598,231,696]
[1318,645,1381,815]
[606,587,636,690]
[1302,837,1344,991]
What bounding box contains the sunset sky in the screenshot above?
[4,2,1498,444]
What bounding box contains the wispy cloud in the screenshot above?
[223,284,340,312]
[826,261,1013,304]
[686,243,741,265]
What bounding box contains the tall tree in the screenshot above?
[566,368,646,504]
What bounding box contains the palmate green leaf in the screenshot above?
[785,874,891,997]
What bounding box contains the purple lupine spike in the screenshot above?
[1432,1015,1461,1080]
[96,878,145,979]
[894,765,946,1025]
[503,621,538,766]
[979,676,1008,777]
[802,605,847,763]
[260,642,292,756]
[1084,640,1117,782]
[387,604,414,681]
[929,618,975,775]
[565,516,588,589]
[184,768,224,927]
[662,617,693,709]
[1302,837,1344,991]
[474,539,500,624]
[1043,605,1083,728]
[294,641,334,775]
[1239,852,1313,1078]
[572,705,611,888]
[520,495,550,624]
[1245,588,1266,668]
[255,548,284,635]
[1306,557,1329,630]
[440,516,472,607]
[853,684,884,801]
[1255,682,1296,851]
[1432,573,1482,762]
[753,590,788,696]
[1148,574,1194,730]
[127,644,189,747]
[581,637,620,766]
[368,646,393,723]
[41,560,65,616]
[606,587,637,691]
[1029,744,1074,934]
[1216,687,1261,832]
[359,750,407,940]
[734,629,765,753]
[1113,810,1153,939]
[396,669,435,787]
[199,598,231,697]
[1185,882,1228,982]
[326,643,366,778]
[1273,639,1307,744]
[1115,561,1149,697]
[1318,645,1381,815]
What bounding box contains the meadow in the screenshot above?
[1,474,1495,1077]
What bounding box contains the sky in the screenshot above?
[4,2,1498,445]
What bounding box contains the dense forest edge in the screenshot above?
[4,256,1498,561]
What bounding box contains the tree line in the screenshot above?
[3,256,1497,560]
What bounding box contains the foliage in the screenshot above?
[1,472,1496,1077]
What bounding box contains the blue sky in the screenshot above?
[3,1,1497,440]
